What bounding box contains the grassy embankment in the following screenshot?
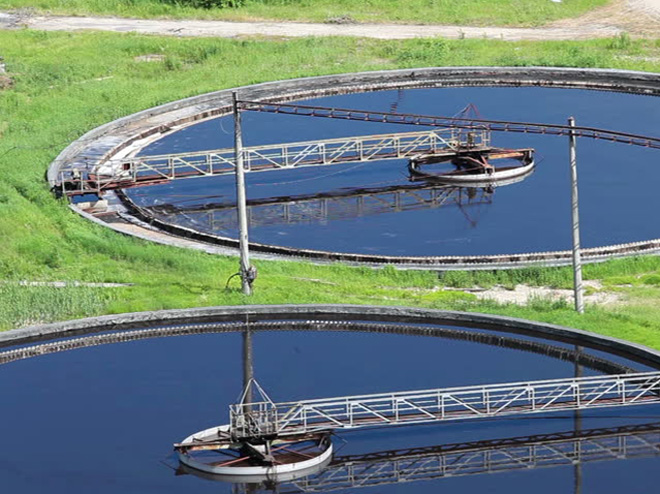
[0,0,610,26]
[1,29,660,348]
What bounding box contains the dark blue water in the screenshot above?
[126,87,660,256]
[2,327,660,493]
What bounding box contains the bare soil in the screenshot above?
[551,0,660,37]
[465,280,620,306]
[0,75,12,90]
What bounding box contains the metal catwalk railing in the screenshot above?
[60,129,485,194]
[273,423,660,493]
[229,372,660,439]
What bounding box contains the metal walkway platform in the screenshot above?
[56,100,660,199]
[58,128,489,195]
[230,372,660,439]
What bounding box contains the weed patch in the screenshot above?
[0,283,118,329]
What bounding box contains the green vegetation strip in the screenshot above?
[1,0,610,27]
[1,30,660,348]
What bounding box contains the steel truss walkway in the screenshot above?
[230,372,660,439]
[277,422,660,493]
[57,100,660,197]
[60,128,487,195]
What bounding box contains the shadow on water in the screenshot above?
[146,184,497,232]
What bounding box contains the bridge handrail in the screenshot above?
[234,371,660,409]
[229,371,660,438]
[71,129,461,170]
[58,128,492,194]
[145,129,455,161]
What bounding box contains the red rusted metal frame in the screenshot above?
[238,100,660,150]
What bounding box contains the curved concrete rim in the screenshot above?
[2,304,660,369]
[49,67,660,269]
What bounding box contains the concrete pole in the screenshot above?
[233,92,252,296]
[242,326,254,408]
[569,117,584,314]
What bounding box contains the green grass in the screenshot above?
[440,256,660,290]
[1,0,610,27]
[0,282,120,328]
[1,29,660,349]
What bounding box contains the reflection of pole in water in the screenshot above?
[242,323,254,408]
[574,344,583,494]
[389,88,404,114]
[457,187,493,227]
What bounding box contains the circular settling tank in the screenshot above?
[2,307,660,493]
[122,86,660,258]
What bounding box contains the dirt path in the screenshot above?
[463,281,620,306]
[438,281,620,306]
[1,0,658,40]
[551,0,660,37]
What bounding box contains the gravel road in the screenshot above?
[0,0,658,40]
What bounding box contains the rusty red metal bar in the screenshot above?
[238,100,660,150]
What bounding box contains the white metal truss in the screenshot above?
[281,424,660,493]
[59,129,489,194]
[229,372,660,439]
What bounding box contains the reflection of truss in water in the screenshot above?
[224,422,660,494]
[146,184,494,232]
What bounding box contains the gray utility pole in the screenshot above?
[569,117,584,314]
[233,92,252,296]
[242,325,254,408]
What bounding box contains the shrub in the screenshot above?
[641,274,660,286]
[607,33,632,50]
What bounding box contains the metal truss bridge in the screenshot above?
[230,372,660,440]
[57,99,659,197]
[270,422,660,493]
[146,183,493,231]
[59,128,487,196]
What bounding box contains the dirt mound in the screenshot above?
[0,75,12,90]
[551,0,660,37]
